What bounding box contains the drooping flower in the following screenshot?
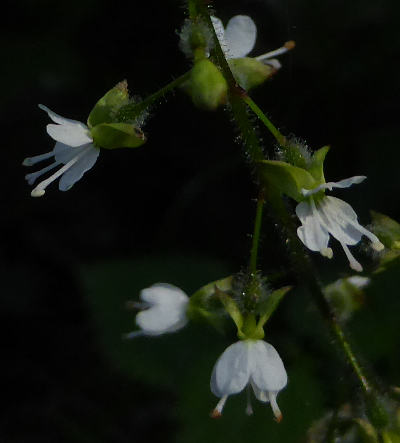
[211,15,294,68]
[124,283,189,337]
[23,105,100,197]
[296,176,384,272]
[211,340,287,420]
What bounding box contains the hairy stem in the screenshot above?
[249,191,265,274]
[116,72,190,122]
[242,95,286,146]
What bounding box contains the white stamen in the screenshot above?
[341,242,363,272]
[268,392,282,422]
[263,59,282,70]
[125,301,151,310]
[30,146,90,197]
[256,40,295,61]
[348,222,383,249]
[25,161,61,185]
[22,151,54,166]
[246,386,253,416]
[320,247,333,259]
[211,395,228,418]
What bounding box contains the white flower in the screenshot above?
[296,176,384,272]
[23,104,99,197]
[210,340,287,420]
[211,15,294,68]
[124,283,189,338]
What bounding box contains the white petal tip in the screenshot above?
[31,189,45,197]
[372,241,384,252]
[321,247,333,259]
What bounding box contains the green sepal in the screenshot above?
[308,145,330,183]
[228,57,275,91]
[184,59,228,110]
[214,286,245,338]
[258,160,317,201]
[324,277,368,322]
[370,211,400,250]
[90,122,146,149]
[353,418,379,443]
[87,81,130,128]
[187,276,233,330]
[256,286,291,331]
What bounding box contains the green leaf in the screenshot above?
[258,160,317,201]
[91,122,146,149]
[228,57,275,91]
[256,286,292,330]
[308,145,330,183]
[87,80,130,128]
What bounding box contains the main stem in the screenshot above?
[191,0,374,396]
[249,191,265,274]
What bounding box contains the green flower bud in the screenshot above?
[228,57,276,91]
[184,59,228,111]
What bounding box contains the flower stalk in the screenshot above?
[116,72,191,122]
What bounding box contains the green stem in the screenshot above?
[242,95,286,146]
[116,72,190,122]
[249,191,265,274]
[190,0,375,398]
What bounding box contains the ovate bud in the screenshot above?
[184,59,228,111]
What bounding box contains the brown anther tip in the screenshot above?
[275,414,283,423]
[210,409,222,419]
[284,40,296,50]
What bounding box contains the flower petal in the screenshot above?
[135,284,189,335]
[39,104,88,128]
[296,201,330,252]
[210,341,251,397]
[58,144,99,191]
[249,341,287,393]
[224,15,257,58]
[53,142,87,164]
[46,123,93,147]
[302,176,366,197]
[211,16,229,56]
[317,196,364,245]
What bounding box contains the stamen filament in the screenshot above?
[256,40,295,61]
[122,331,145,339]
[30,146,90,197]
[211,395,228,418]
[22,151,54,166]
[25,161,61,185]
[341,242,363,272]
[268,392,282,422]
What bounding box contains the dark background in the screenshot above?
[3,0,400,442]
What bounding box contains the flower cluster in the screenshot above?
[124,281,288,420]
